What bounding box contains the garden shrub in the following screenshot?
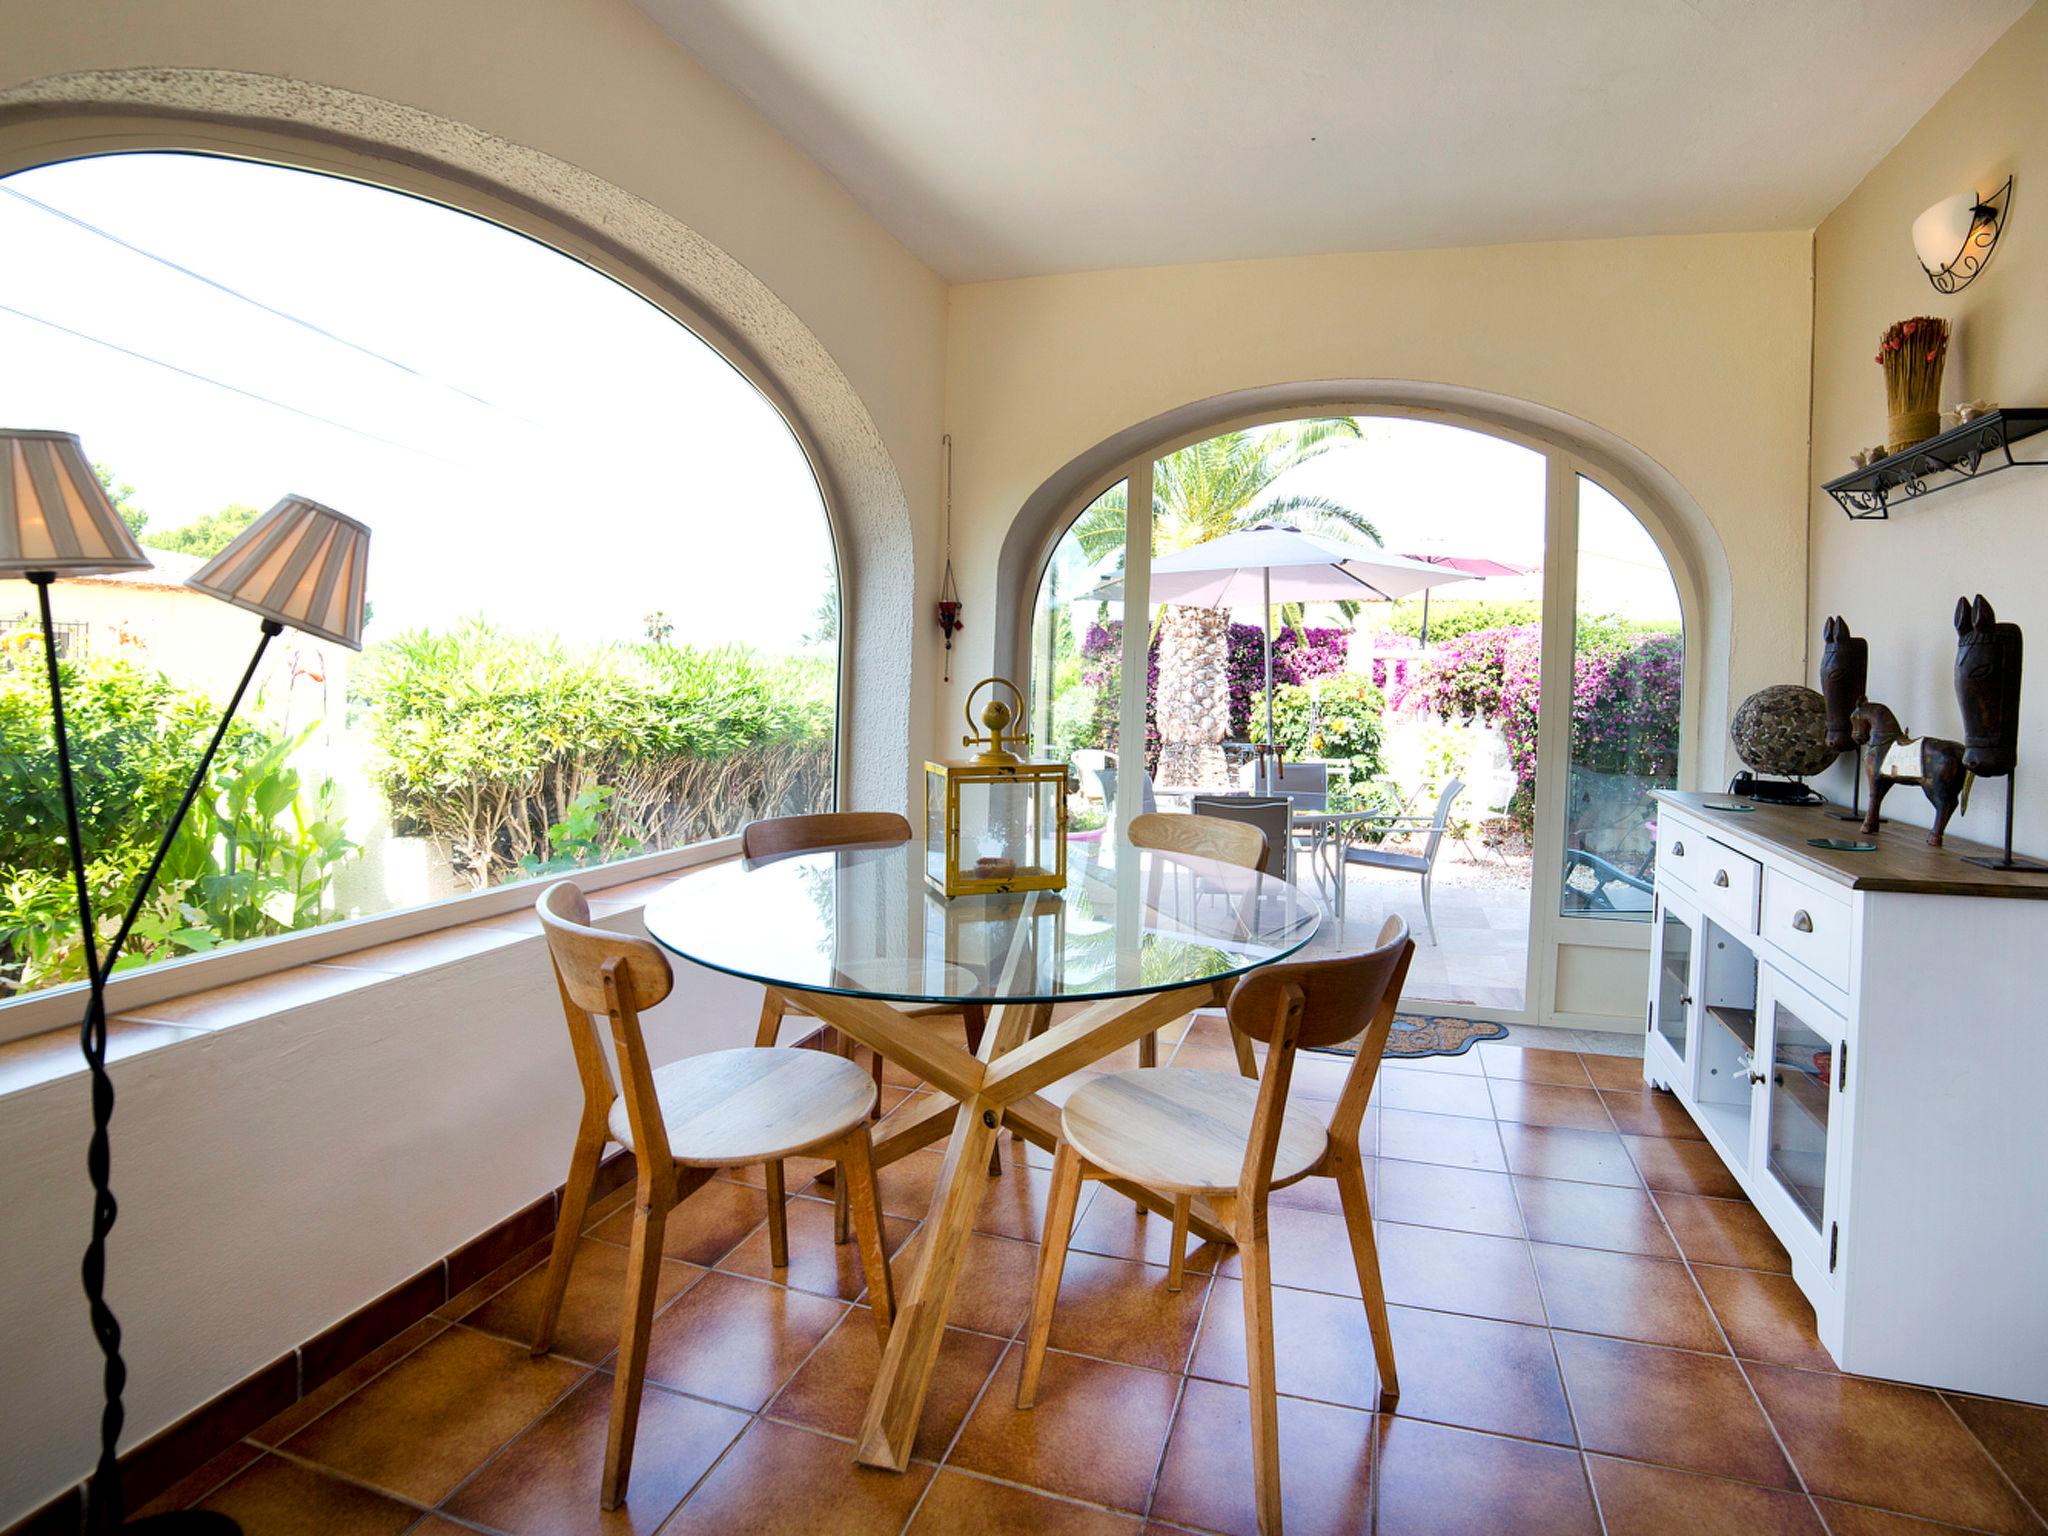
[357,620,834,887]
[0,643,355,993]
[1077,620,1349,765]
[1251,674,1387,781]
[1395,620,1681,829]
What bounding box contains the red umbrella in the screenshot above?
[1394,553,1540,644]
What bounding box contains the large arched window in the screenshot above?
[1026,411,1691,1027]
[0,152,839,1003]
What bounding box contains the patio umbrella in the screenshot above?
[1395,552,1540,645]
[1074,525,1472,762]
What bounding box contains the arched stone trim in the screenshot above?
[0,67,915,811]
[993,379,1734,788]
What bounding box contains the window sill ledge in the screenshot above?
[0,857,733,1101]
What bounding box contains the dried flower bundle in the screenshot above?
[1876,316,1950,414]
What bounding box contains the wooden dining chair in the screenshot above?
[1127,810,1267,1074]
[532,882,895,1511]
[1017,917,1415,1536]
[742,810,997,1195]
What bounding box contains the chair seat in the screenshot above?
[1345,847,1430,873]
[608,1046,877,1165]
[1061,1068,1329,1195]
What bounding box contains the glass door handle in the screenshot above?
[1747,1070,1768,1086]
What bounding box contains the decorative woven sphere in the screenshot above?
[1730,685,1836,777]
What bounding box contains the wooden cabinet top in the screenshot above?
[1653,790,2048,901]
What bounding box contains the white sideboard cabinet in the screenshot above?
[1645,790,2048,1402]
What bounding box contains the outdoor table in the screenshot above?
[641,835,1321,1471]
[1293,808,1392,920]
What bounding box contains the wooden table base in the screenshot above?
[781,980,1230,1472]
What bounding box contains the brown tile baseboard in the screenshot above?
[4,1150,638,1533]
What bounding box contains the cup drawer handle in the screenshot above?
[1671,840,1685,857]
[1712,870,1730,888]
[1792,909,1813,933]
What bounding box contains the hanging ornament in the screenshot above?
[937,434,964,683]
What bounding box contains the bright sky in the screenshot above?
[1046,415,1681,628]
[0,153,836,651]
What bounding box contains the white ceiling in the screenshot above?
[635,0,2028,283]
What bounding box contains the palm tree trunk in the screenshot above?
[1154,603,1230,789]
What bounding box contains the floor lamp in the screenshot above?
[2,431,370,1532]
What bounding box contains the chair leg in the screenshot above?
[1166,1194,1191,1293]
[836,1131,895,1344]
[765,1159,790,1269]
[1017,1140,1087,1408]
[1420,870,1437,946]
[1228,1021,1259,1080]
[1239,1214,1284,1536]
[1333,1154,1398,1410]
[755,989,786,1049]
[531,1123,603,1356]
[601,1179,670,1511]
[869,1048,885,1121]
[835,1161,852,1244]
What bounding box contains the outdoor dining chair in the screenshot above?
[1017,917,1416,1536]
[532,881,894,1510]
[1341,777,1463,944]
[1190,792,1292,881]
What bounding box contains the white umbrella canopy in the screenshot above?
[1075,525,1459,607]
[1071,525,1479,772]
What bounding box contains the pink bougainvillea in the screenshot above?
[1080,621,1350,760]
[1396,623,1681,820]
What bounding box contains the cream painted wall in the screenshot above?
[2,0,950,809]
[1809,1,2048,856]
[941,231,1817,788]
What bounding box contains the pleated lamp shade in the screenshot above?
[0,429,154,578]
[188,495,371,651]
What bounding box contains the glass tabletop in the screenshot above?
[641,838,1324,1005]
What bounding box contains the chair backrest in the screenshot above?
[1129,810,1267,870]
[1264,759,1329,812]
[1190,794,1291,878]
[1097,765,1158,818]
[1418,778,1465,864]
[1226,916,1415,1189]
[740,810,912,862]
[537,881,677,1177]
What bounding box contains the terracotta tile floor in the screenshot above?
[153,1020,2047,1535]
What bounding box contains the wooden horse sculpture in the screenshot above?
[1851,701,1971,845]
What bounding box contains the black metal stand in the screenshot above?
[1962,769,2048,874]
[33,574,276,1533]
[1829,746,1867,822]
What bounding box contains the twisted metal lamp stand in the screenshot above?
[33,572,280,1533]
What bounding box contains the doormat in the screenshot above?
[1311,1012,1510,1061]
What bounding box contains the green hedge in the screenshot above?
[357,621,835,886]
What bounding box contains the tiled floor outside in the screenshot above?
[1299,840,1534,1013]
[146,1018,2047,1535]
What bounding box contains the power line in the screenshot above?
[0,302,469,471]
[0,182,519,419]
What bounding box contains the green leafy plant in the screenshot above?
[0,644,357,993]
[1251,674,1388,780]
[516,784,642,879]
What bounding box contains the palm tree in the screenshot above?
[1073,419,1378,786]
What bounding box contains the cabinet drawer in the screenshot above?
[1697,840,1762,934]
[1762,870,1850,993]
[1656,815,1704,890]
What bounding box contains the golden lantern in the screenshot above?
[925,676,1069,898]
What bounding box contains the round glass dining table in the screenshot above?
[641,836,1322,1471]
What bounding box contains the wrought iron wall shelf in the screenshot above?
[1826,408,2048,519]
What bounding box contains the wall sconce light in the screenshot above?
[1914,176,2012,294]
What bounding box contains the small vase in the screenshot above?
[1887,409,1941,455]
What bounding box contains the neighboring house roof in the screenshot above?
[72,546,211,593]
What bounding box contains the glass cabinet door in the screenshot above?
[1764,999,1835,1234]
[1653,902,1695,1060]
